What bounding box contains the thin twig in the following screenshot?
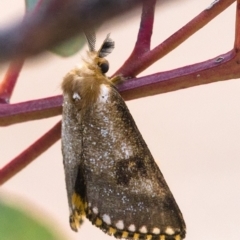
[119,50,240,100]
[0,121,61,185]
[116,0,236,77]
[0,0,49,104]
[0,95,62,126]
[0,60,24,103]
[234,0,240,50]
[115,0,156,77]
[0,0,238,184]
[131,0,156,55]
[1,0,239,125]
[1,49,239,124]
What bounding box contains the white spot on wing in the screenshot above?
[128,224,136,232]
[102,214,111,225]
[93,207,98,214]
[73,92,81,101]
[152,227,160,234]
[139,226,147,233]
[115,220,124,230]
[165,227,174,235]
[121,142,133,159]
[99,84,109,103]
[101,128,108,137]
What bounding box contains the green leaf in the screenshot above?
[0,200,66,240]
[25,0,36,11]
[25,0,86,57]
[25,0,48,12]
[50,34,86,57]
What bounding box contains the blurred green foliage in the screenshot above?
[0,199,66,240]
[25,0,86,57]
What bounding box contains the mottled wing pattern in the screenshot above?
[62,92,85,230]
[62,33,186,240]
[71,83,186,240]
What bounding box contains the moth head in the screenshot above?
[97,58,109,74]
[85,32,114,75]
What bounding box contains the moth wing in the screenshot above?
[76,84,186,239]
[62,92,86,230]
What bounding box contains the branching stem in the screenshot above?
[0,0,239,184]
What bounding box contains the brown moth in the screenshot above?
[61,33,186,240]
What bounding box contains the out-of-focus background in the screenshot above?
[1,1,240,239]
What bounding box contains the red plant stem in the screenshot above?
[119,50,240,100]
[0,121,61,185]
[0,0,46,104]
[131,0,156,55]
[0,95,62,126]
[1,52,240,124]
[115,0,236,77]
[0,60,24,103]
[234,0,240,50]
[0,1,238,185]
[114,0,156,79]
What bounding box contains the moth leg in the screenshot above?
[110,75,124,85]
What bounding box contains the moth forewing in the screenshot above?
[61,34,186,240]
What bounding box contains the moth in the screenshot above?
[61,33,186,240]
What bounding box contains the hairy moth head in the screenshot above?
[84,33,114,76]
[61,33,116,110]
